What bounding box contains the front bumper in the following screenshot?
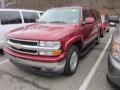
[0,40,6,49]
[107,53,120,86]
[5,53,66,74]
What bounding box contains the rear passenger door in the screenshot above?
[22,11,39,24]
[82,9,93,46]
[89,9,99,40]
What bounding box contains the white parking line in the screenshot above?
[0,59,9,65]
[79,36,112,90]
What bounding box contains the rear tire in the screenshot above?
[63,46,79,76]
[106,74,119,89]
[106,28,109,32]
[106,74,110,82]
[96,34,100,45]
[100,30,104,37]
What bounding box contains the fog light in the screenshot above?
[39,51,53,56]
[39,50,61,56]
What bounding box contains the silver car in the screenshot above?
[0,9,44,49]
[107,16,120,87]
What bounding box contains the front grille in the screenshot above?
[8,38,39,55]
[11,46,37,54]
[9,39,38,46]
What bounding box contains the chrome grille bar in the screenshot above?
[7,38,39,55]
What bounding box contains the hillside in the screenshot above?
[0,0,120,15]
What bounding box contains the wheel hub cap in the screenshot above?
[70,51,78,71]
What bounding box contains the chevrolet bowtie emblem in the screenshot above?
[14,43,23,49]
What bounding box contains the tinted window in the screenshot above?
[22,12,39,23]
[0,11,22,25]
[83,9,91,20]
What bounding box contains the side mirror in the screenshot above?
[82,17,95,25]
[108,16,119,23]
[85,17,95,24]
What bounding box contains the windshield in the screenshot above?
[39,8,80,24]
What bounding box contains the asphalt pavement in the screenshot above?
[0,27,116,90]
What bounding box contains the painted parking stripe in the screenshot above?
[79,36,112,90]
[0,59,9,65]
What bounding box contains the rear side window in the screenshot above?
[0,11,22,25]
[95,10,101,21]
[22,12,39,23]
[82,9,91,21]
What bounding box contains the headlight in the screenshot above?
[111,39,120,60]
[40,41,61,48]
[39,41,61,56]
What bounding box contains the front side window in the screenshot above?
[39,8,80,24]
[82,9,91,21]
[0,11,22,25]
[22,12,39,23]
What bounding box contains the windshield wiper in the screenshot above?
[49,21,66,24]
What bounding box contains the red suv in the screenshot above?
[100,14,110,37]
[4,6,101,76]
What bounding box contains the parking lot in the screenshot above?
[0,27,117,90]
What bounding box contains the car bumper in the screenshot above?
[110,23,116,27]
[0,40,6,49]
[4,52,66,74]
[107,53,120,86]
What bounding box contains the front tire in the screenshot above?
[63,46,79,76]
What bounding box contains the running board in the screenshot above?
[79,40,97,57]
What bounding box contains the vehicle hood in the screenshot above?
[6,23,79,41]
[0,24,31,39]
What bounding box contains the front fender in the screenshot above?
[63,35,83,51]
